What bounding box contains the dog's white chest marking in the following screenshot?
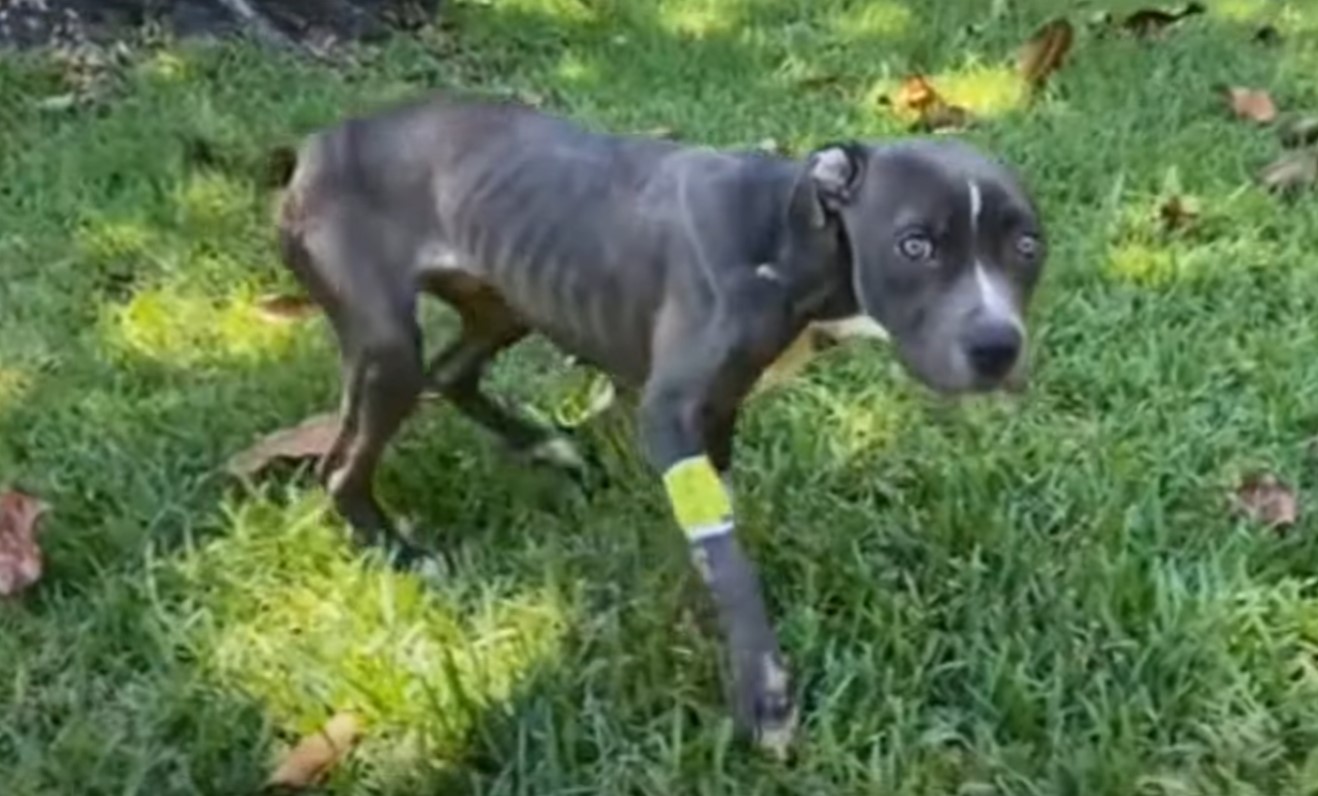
[750,259,893,393]
[754,314,891,395]
[811,314,890,342]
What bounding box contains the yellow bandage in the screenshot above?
[662,455,733,538]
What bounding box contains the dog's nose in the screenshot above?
[964,320,1022,380]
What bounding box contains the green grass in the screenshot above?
[4,0,1318,792]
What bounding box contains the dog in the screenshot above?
[273,91,1048,757]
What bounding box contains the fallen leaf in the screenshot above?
[891,75,975,133]
[1156,195,1200,233]
[756,137,787,154]
[1121,2,1205,38]
[1232,472,1299,530]
[894,75,942,114]
[1279,115,1318,148]
[1017,17,1074,91]
[0,489,49,598]
[226,413,340,479]
[1223,86,1278,124]
[255,293,319,322]
[1258,149,1318,195]
[267,712,362,789]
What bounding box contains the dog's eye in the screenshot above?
[1016,234,1041,259]
[898,233,934,261]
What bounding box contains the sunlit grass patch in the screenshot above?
[657,0,744,38]
[101,282,301,367]
[138,50,193,84]
[75,219,160,265]
[829,1,914,40]
[493,0,597,24]
[871,63,1027,124]
[1105,241,1180,286]
[176,170,256,234]
[175,494,571,766]
[0,367,34,412]
[1210,0,1273,23]
[73,217,166,294]
[819,389,913,462]
[932,64,1028,117]
[554,52,600,86]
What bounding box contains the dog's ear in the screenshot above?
[808,142,865,210]
[791,142,865,229]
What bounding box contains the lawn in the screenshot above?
[4,0,1318,793]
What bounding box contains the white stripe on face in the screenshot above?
[968,179,1024,335]
[975,261,1024,335]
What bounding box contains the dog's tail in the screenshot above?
[265,142,325,318]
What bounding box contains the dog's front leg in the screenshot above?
[639,309,798,758]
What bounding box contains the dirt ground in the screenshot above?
[0,0,439,51]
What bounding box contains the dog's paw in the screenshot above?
[371,530,447,582]
[732,652,800,763]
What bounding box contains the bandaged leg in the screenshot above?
[660,453,796,757]
[663,455,735,542]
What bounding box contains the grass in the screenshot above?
[4,0,1318,792]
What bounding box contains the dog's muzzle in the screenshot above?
[962,317,1023,382]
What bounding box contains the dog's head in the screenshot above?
[788,138,1047,395]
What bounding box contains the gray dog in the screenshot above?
[273,91,1048,756]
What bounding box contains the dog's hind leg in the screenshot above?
[424,275,586,474]
[283,221,431,565]
[323,313,427,562]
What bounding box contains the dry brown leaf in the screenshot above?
[1232,472,1299,530]
[1121,2,1205,38]
[226,413,340,479]
[255,293,319,322]
[894,75,942,114]
[1258,149,1318,195]
[0,489,49,598]
[1223,86,1278,124]
[1017,17,1074,91]
[1157,195,1200,233]
[891,75,974,133]
[267,712,362,789]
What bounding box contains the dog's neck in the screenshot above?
[765,208,861,326]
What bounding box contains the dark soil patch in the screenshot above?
[0,0,441,52]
